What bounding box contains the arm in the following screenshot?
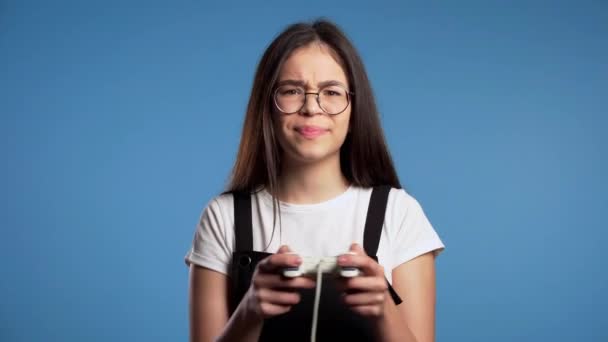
[378,251,437,342]
[338,245,437,342]
[188,247,315,342]
[188,265,229,342]
[188,264,265,342]
[374,190,443,341]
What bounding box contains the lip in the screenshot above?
[295,125,328,138]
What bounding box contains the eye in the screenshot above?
[278,87,303,96]
[322,88,345,96]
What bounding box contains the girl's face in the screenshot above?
[273,43,352,167]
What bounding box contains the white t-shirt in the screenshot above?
[185,186,445,284]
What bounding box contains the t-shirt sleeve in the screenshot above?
[389,189,445,269]
[184,196,233,275]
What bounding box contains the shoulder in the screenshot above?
[387,187,422,213]
[357,186,430,230]
[212,191,236,210]
[197,192,235,225]
[350,186,419,211]
[200,189,272,223]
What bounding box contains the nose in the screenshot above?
[300,93,323,116]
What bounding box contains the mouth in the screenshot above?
[295,125,329,139]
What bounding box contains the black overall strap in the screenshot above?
[233,191,253,252]
[363,185,391,256]
[363,185,403,305]
[230,191,259,314]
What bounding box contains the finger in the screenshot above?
[256,288,302,306]
[258,252,302,273]
[342,291,386,306]
[338,253,383,277]
[349,304,384,318]
[258,302,293,318]
[348,243,367,256]
[276,245,293,254]
[342,276,388,293]
[333,276,361,293]
[253,273,316,290]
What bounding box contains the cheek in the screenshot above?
[276,117,293,135]
[335,112,351,137]
[273,117,294,147]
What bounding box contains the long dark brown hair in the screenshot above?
[227,19,401,195]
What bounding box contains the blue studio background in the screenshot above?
[1,1,606,341]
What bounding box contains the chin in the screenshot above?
[288,146,339,165]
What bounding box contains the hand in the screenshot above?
[244,245,316,319]
[337,243,389,318]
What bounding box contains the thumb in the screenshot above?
[277,245,293,254]
[349,242,367,256]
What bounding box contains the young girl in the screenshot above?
[185,19,445,342]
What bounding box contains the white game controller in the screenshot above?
[282,253,360,278]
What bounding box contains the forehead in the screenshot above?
[278,43,348,86]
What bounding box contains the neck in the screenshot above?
[276,155,349,204]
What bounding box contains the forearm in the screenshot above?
[215,300,264,342]
[373,294,418,342]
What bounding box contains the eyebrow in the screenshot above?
[276,79,348,89]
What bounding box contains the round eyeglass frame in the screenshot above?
[273,85,355,115]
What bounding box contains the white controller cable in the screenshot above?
[310,265,323,342]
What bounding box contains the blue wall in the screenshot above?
[1,1,606,341]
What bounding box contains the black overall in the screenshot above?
[229,186,402,341]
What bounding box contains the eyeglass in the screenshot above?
[274,84,354,115]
